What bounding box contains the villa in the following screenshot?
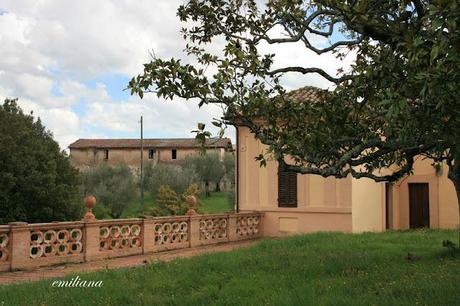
[234,87,459,236]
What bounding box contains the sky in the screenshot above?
[0,0,355,149]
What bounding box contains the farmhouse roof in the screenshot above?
[69,138,232,149]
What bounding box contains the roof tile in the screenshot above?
[69,138,232,149]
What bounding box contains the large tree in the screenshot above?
[129,1,460,214]
[0,99,82,223]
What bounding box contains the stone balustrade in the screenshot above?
[0,212,263,271]
[0,226,10,272]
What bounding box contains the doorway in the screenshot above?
[408,183,430,228]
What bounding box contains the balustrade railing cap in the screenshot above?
[8,222,28,226]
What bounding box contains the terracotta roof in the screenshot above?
[283,86,326,103]
[226,86,326,126]
[69,138,232,149]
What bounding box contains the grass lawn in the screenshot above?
[120,192,155,218]
[199,192,233,214]
[1,230,459,305]
[120,192,233,218]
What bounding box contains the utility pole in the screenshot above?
[140,115,144,212]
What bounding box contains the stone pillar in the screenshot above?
[351,177,385,233]
[228,214,238,241]
[9,222,30,271]
[83,221,100,262]
[142,218,155,254]
[189,216,201,247]
[257,212,265,237]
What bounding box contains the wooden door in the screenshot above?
[409,183,430,228]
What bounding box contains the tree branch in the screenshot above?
[267,66,351,84]
[412,0,425,17]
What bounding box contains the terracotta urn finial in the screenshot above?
[83,195,97,221]
[185,195,198,216]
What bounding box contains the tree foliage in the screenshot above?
[223,153,235,184]
[0,99,82,223]
[144,162,198,198]
[223,153,236,206]
[129,1,460,207]
[184,153,225,196]
[81,163,137,218]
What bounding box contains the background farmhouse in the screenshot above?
[69,138,233,171]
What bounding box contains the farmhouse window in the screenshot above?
[172,149,177,160]
[148,149,155,159]
[278,166,297,207]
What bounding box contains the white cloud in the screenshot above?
[1,0,185,77]
[13,97,81,149]
[0,1,353,150]
[83,95,226,137]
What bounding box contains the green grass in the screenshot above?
[120,192,155,218]
[1,230,459,306]
[120,192,232,218]
[199,192,233,214]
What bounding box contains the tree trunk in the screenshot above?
[447,156,460,247]
[205,181,210,197]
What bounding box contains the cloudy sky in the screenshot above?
[0,0,354,149]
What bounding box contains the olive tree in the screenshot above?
[81,163,137,218]
[184,153,225,196]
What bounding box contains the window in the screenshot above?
[148,149,155,159]
[103,149,109,160]
[278,166,297,207]
[171,149,177,160]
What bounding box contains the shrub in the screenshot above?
[183,183,200,198]
[81,163,137,218]
[148,185,185,216]
[147,183,201,217]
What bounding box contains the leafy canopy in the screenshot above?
[129,1,460,193]
[0,99,82,223]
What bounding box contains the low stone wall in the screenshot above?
[0,212,263,271]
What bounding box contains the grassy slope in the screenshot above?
[1,230,459,306]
